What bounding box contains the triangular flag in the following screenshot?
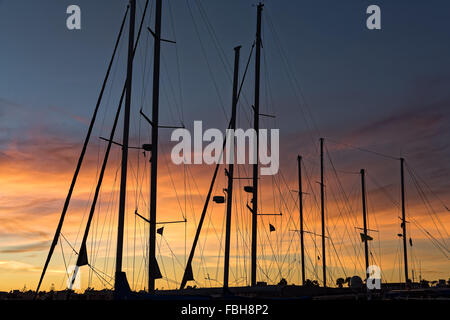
[269,224,276,232]
[150,256,162,279]
[157,227,164,236]
[76,243,89,267]
[360,233,373,242]
[184,263,194,281]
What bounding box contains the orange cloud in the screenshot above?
[0,104,449,292]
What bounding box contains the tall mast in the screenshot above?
[223,46,241,290]
[320,138,326,287]
[251,2,263,287]
[400,157,409,284]
[360,169,370,279]
[297,156,305,285]
[34,5,129,298]
[148,0,163,293]
[69,0,150,292]
[115,0,135,294]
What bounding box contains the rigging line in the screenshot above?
[406,165,449,247]
[281,225,302,282]
[260,215,284,280]
[60,233,78,255]
[161,235,185,270]
[101,160,120,277]
[301,162,322,255]
[409,181,449,252]
[185,165,200,227]
[264,9,320,152]
[410,217,450,258]
[50,127,98,289]
[326,227,348,279]
[59,239,69,285]
[195,0,232,79]
[270,173,306,273]
[161,54,183,122]
[324,188,358,277]
[160,76,178,125]
[83,0,152,283]
[193,0,253,126]
[35,3,145,296]
[331,189,364,273]
[236,165,250,282]
[167,0,184,121]
[133,68,146,288]
[185,0,228,120]
[99,24,125,140]
[405,162,449,241]
[407,162,450,212]
[194,0,252,125]
[180,119,234,289]
[157,235,171,289]
[366,187,385,277]
[197,0,255,130]
[325,151,365,270]
[327,180,360,251]
[327,182,362,271]
[160,144,186,219]
[261,31,278,129]
[184,161,187,266]
[89,264,113,288]
[257,225,274,282]
[237,42,255,102]
[264,8,319,133]
[326,138,400,161]
[213,205,227,285]
[325,147,360,228]
[234,188,250,283]
[194,170,221,284]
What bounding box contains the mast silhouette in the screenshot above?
[223,46,241,291]
[148,0,163,293]
[297,156,306,286]
[69,0,150,291]
[360,169,370,279]
[251,2,263,287]
[34,5,130,298]
[320,138,326,287]
[400,157,409,284]
[115,0,135,295]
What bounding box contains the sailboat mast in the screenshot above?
[115,0,135,292]
[71,0,150,276]
[400,157,409,284]
[223,46,241,290]
[34,5,129,298]
[148,0,163,293]
[251,2,263,288]
[320,138,326,287]
[297,156,305,286]
[360,169,370,279]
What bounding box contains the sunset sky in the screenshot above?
[0,0,449,292]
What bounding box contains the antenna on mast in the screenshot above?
[114,0,136,298]
[320,138,326,287]
[250,1,263,288]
